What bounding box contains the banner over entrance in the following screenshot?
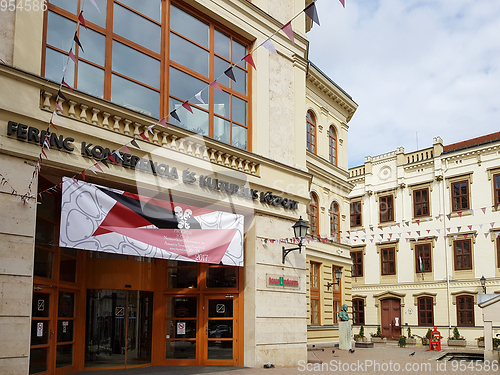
[59,178,244,265]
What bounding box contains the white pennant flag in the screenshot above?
[114,150,123,160]
[89,0,101,13]
[195,91,205,105]
[262,38,277,54]
[89,167,97,175]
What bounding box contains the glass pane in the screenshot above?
[166,340,196,359]
[113,41,160,89]
[214,116,230,144]
[168,260,195,267]
[170,33,209,76]
[167,297,197,318]
[232,124,247,150]
[113,4,161,53]
[208,340,232,360]
[214,56,230,87]
[119,0,161,22]
[233,39,247,65]
[208,320,232,338]
[58,292,75,317]
[169,67,208,103]
[78,27,105,66]
[56,344,73,368]
[214,29,230,60]
[34,248,53,279]
[31,321,49,345]
[61,248,77,257]
[214,89,230,118]
[233,67,247,95]
[50,0,77,13]
[29,347,48,374]
[170,5,209,48]
[127,291,153,365]
[166,319,196,339]
[33,292,50,318]
[208,299,233,318]
[35,219,56,246]
[57,320,74,342]
[232,96,247,125]
[47,11,76,50]
[77,62,104,98]
[167,267,198,289]
[59,256,77,283]
[111,74,160,118]
[37,193,57,221]
[169,98,209,135]
[45,48,75,86]
[85,0,107,28]
[206,267,237,288]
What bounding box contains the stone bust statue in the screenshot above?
[338,304,349,321]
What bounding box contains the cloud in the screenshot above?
[308,0,500,167]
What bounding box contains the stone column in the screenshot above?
[338,321,352,350]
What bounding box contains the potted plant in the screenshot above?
[370,326,386,343]
[447,327,467,347]
[406,327,417,345]
[354,325,366,342]
[476,336,485,348]
[398,335,407,348]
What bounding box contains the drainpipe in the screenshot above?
[441,159,452,338]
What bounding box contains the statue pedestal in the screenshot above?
[339,321,352,350]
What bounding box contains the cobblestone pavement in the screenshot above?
[73,345,499,375]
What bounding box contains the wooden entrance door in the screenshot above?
[380,299,401,340]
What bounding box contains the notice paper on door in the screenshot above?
[37,322,43,337]
[177,322,186,335]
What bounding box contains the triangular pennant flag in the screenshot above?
[182,101,194,113]
[416,220,420,226]
[224,67,236,82]
[484,233,489,239]
[140,132,149,141]
[101,159,109,168]
[57,89,68,102]
[481,207,486,214]
[108,155,117,164]
[405,221,410,226]
[339,0,345,7]
[425,218,430,222]
[469,209,474,216]
[55,102,63,112]
[491,222,495,228]
[89,0,100,12]
[81,170,85,180]
[457,211,462,218]
[158,118,168,127]
[130,139,140,148]
[436,229,441,234]
[435,236,439,242]
[424,237,428,241]
[435,215,440,220]
[170,109,181,122]
[427,229,431,234]
[122,145,131,153]
[479,224,483,229]
[262,38,277,54]
[72,177,78,185]
[457,226,461,232]
[242,54,256,69]
[378,226,383,230]
[194,91,205,104]
[397,233,402,238]
[370,239,373,243]
[467,225,472,231]
[388,224,392,230]
[463,234,468,240]
[446,228,450,232]
[416,231,420,236]
[52,110,59,118]
[78,11,87,29]
[147,124,154,135]
[446,214,451,220]
[281,21,294,44]
[68,48,78,66]
[41,149,47,159]
[453,235,458,240]
[74,31,84,52]
[62,78,73,90]
[304,2,320,26]
[50,121,57,130]
[114,150,123,160]
[496,232,500,238]
[210,80,223,91]
[396,223,400,227]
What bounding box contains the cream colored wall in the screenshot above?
[0,8,15,65]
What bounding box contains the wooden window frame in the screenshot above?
[350,200,362,228]
[351,251,363,277]
[453,239,472,271]
[308,192,319,236]
[417,296,434,326]
[498,236,500,269]
[332,266,341,324]
[328,125,337,165]
[413,188,429,218]
[381,247,396,276]
[415,243,432,273]
[379,195,394,223]
[310,262,320,325]
[451,180,470,212]
[494,173,500,206]
[352,298,365,326]
[306,110,317,154]
[330,202,340,242]
[456,295,475,327]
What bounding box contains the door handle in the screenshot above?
[205,326,208,335]
[50,330,54,339]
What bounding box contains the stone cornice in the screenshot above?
[352,279,500,292]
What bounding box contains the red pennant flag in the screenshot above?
[72,177,78,184]
[491,222,495,228]
[159,118,168,127]
[416,220,420,225]
[94,163,103,172]
[78,11,87,29]
[467,225,472,230]
[182,101,193,113]
[81,170,85,180]
[457,211,462,218]
[68,48,78,65]
[281,21,294,44]
[50,121,57,130]
[339,0,345,7]
[42,149,47,159]
[122,145,131,153]
[62,78,73,90]
[378,226,382,230]
[481,207,486,214]
[140,132,149,141]
[108,155,118,164]
[424,237,428,241]
[210,80,223,91]
[464,234,468,239]
[242,54,256,69]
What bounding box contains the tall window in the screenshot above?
[306,110,316,153]
[332,266,341,324]
[328,126,337,165]
[494,174,500,206]
[456,295,474,326]
[310,262,320,325]
[454,239,472,270]
[381,247,396,275]
[452,181,469,211]
[352,299,364,325]
[308,193,319,236]
[330,202,340,241]
[417,297,433,326]
[415,243,432,273]
[413,188,429,217]
[351,251,363,277]
[497,236,500,268]
[379,195,394,222]
[43,0,250,149]
[350,201,362,227]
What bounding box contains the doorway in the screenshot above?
[380,298,401,340]
[84,290,153,368]
[203,295,236,364]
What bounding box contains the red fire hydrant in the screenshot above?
[429,326,441,351]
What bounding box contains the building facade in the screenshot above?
[348,133,500,343]
[0,1,356,374]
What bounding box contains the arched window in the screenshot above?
[328,126,337,165]
[308,192,319,236]
[330,202,340,241]
[306,110,316,153]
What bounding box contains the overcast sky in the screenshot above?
[306,0,500,168]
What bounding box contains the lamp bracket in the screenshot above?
[326,281,340,291]
[282,243,302,264]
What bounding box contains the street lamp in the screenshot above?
[327,268,343,291]
[480,275,486,294]
[282,216,309,264]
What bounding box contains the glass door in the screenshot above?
[30,287,55,374]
